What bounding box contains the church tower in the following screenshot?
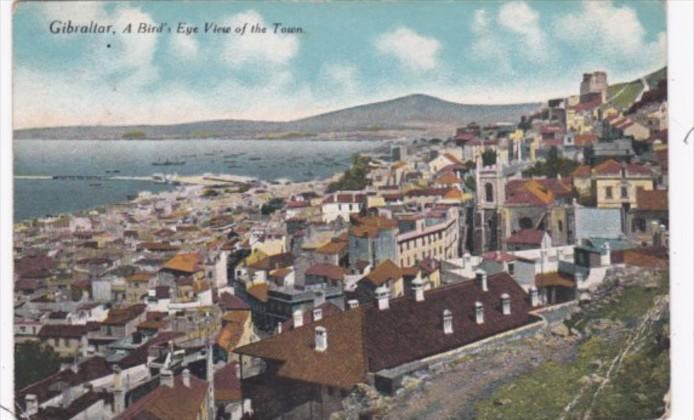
[473,154,505,253]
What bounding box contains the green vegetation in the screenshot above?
[191,130,222,138]
[264,132,316,140]
[464,175,476,192]
[122,130,146,139]
[261,197,285,215]
[327,155,371,193]
[475,272,669,420]
[202,188,220,197]
[523,147,579,179]
[606,81,643,110]
[15,342,62,390]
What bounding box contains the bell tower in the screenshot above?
[473,154,505,253]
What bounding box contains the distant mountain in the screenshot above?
[14,94,540,140]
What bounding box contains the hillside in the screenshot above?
[14,94,540,141]
[606,66,666,110]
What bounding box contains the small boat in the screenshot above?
[152,158,186,166]
[89,183,102,187]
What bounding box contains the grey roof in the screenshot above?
[574,208,623,240]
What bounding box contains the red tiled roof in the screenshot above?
[572,165,591,178]
[575,134,598,146]
[362,260,402,287]
[38,324,87,339]
[16,357,112,407]
[636,189,667,211]
[305,263,345,282]
[236,273,532,388]
[215,363,241,403]
[115,373,208,420]
[592,159,622,176]
[506,229,547,245]
[281,301,343,331]
[218,292,250,311]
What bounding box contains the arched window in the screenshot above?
[485,183,494,203]
[519,217,533,229]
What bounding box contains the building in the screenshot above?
[592,160,655,211]
[347,215,399,270]
[321,192,366,223]
[627,189,668,245]
[235,271,534,419]
[115,370,212,420]
[579,71,608,103]
[352,259,405,304]
[395,206,460,267]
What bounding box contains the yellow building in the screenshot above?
[592,160,654,209]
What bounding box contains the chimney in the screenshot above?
[463,252,471,267]
[315,326,327,352]
[25,394,38,416]
[475,301,484,324]
[348,299,359,309]
[442,309,453,334]
[292,309,304,328]
[61,384,73,408]
[182,368,191,388]
[276,321,283,334]
[160,368,174,388]
[601,242,611,266]
[501,293,511,315]
[529,286,540,307]
[574,272,584,284]
[412,277,425,302]
[112,366,125,415]
[313,307,323,322]
[314,291,326,307]
[375,285,390,310]
[475,269,488,292]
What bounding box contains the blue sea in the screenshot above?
[14,139,386,221]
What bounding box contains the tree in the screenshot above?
[522,146,579,178]
[327,155,371,193]
[15,342,62,390]
[261,198,285,215]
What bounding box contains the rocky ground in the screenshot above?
[331,266,670,420]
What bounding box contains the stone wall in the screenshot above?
[372,300,580,395]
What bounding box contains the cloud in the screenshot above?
[170,34,199,61]
[375,27,441,72]
[222,10,299,68]
[498,1,549,61]
[553,1,666,68]
[36,2,160,87]
[469,9,513,74]
[317,62,359,96]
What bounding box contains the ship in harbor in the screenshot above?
[151,158,186,166]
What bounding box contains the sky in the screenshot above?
[13,1,666,129]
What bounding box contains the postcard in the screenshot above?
[2,1,692,419]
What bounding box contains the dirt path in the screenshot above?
[382,333,577,420]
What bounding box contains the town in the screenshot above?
[12,69,669,419]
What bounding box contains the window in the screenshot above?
[605,187,613,199]
[485,183,494,203]
[519,217,533,229]
[621,186,628,199]
[632,217,647,233]
[558,220,563,233]
[508,263,515,275]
